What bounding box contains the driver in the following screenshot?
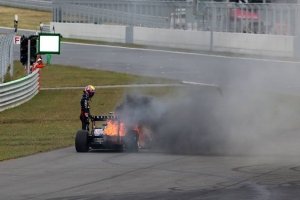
[80,85,95,131]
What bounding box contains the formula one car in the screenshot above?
[75,115,139,152]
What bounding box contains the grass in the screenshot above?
[3,61,179,86]
[0,61,180,161]
[39,63,179,88]
[0,87,178,161]
[0,5,51,30]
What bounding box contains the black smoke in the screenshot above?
[114,86,300,155]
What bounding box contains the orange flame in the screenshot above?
[103,119,145,138]
[104,120,126,136]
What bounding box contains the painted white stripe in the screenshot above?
[40,84,184,90]
[182,81,220,87]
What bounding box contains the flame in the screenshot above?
[103,119,144,139]
[135,125,153,148]
[104,120,126,136]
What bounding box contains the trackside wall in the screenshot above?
[51,22,295,58]
[52,23,126,43]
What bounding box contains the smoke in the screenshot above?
[115,85,300,156]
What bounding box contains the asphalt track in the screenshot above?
[1,27,300,199]
[1,148,300,200]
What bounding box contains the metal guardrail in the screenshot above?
[0,0,52,11]
[0,33,14,84]
[0,69,40,112]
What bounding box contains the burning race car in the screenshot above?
[75,115,139,152]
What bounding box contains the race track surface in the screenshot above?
[1,148,300,200]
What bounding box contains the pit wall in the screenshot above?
[51,22,295,58]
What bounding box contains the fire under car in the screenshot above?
[75,115,139,152]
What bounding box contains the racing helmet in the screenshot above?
[85,85,95,98]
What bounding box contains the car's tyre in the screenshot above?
[115,144,124,152]
[75,130,89,152]
[124,130,139,153]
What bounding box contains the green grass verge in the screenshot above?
[0,87,178,161]
[0,60,180,161]
[4,61,179,86]
[39,64,179,88]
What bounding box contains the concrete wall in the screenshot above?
[213,32,294,57]
[51,23,126,43]
[51,22,295,58]
[134,27,211,51]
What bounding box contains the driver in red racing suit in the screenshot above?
[80,85,95,131]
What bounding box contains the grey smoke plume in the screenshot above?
[115,86,300,156]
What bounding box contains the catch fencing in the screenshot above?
[0,0,52,11]
[52,0,193,29]
[195,2,300,36]
[0,33,14,84]
[52,0,300,36]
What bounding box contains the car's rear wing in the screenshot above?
[92,116,119,121]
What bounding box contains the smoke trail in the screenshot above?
[114,86,300,156]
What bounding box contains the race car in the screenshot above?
[75,115,139,152]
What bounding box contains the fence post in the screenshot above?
[10,34,14,76]
[38,69,41,91]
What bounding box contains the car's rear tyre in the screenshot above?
[75,130,89,152]
[124,130,139,153]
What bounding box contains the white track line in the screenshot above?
[41,84,184,90]
[182,81,220,87]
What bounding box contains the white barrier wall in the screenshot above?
[134,27,211,51]
[213,32,294,57]
[51,23,126,43]
[51,23,295,57]
[134,27,294,57]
